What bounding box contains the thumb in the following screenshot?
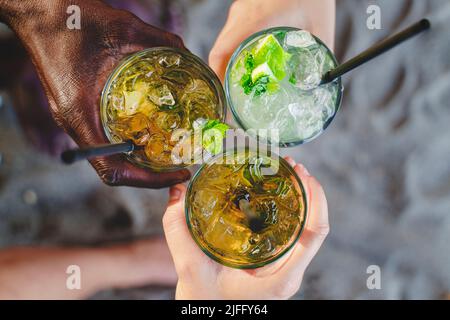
[162,184,204,272]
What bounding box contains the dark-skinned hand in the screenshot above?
[0,0,191,188]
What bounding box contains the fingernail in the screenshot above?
[169,186,182,201]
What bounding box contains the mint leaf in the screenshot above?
[244,53,255,72]
[253,76,270,96]
[240,73,253,95]
[289,72,297,85]
[240,58,280,96]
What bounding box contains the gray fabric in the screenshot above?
[0,0,449,299]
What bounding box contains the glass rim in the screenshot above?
[100,47,227,172]
[184,148,308,269]
[224,26,343,148]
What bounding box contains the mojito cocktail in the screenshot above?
[101,48,226,170]
[186,150,307,268]
[226,27,342,146]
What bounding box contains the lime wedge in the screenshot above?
[252,34,291,80]
[251,62,276,83]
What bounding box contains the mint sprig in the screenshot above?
[200,120,229,155]
[239,53,280,96]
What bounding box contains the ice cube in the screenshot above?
[286,98,325,140]
[204,212,252,253]
[314,47,327,74]
[193,189,225,220]
[288,49,322,90]
[110,113,150,145]
[285,30,317,48]
[288,102,302,117]
[153,111,181,131]
[162,69,194,88]
[242,90,277,127]
[145,133,167,161]
[271,107,296,139]
[313,87,334,119]
[111,94,125,113]
[123,90,143,115]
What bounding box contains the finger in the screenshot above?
[162,184,205,272]
[209,14,256,80]
[209,29,245,80]
[142,27,187,50]
[120,159,191,188]
[276,164,329,279]
[91,154,191,188]
[123,10,187,50]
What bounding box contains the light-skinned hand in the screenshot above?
[209,0,336,80]
[0,238,177,299]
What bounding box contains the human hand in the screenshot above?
[0,0,190,188]
[209,0,336,80]
[163,157,329,300]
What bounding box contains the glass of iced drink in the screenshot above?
[226,27,343,146]
[101,48,226,171]
[186,149,307,269]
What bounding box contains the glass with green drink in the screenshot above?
[226,27,343,146]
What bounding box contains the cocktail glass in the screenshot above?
[101,47,226,171]
[225,27,343,147]
[185,149,308,269]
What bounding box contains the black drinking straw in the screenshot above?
[320,19,431,85]
[61,141,135,164]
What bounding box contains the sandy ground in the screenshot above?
[0,0,449,299]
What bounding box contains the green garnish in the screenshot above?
[239,34,291,96]
[253,76,270,96]
[240,73,253,95]
[244,52,255,71]
[289,72,297,85]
